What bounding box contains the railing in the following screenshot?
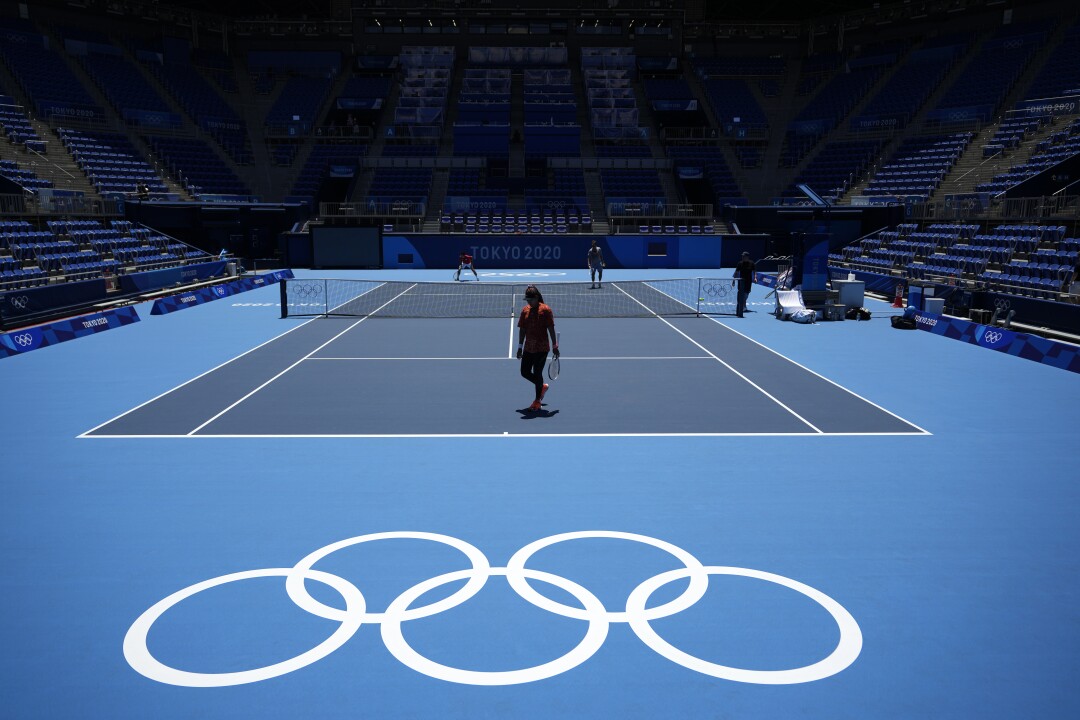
[47,113,118,133]
[17,147,86,192]
[607,202,713,220]
[264,125,375,141]
[320,201,426,218]
[949,145,1004,189]
[661,127,767,143]
[913,117,984,136]
[0,193,122,217]
[998,195,1080,219]
[907,194,1080,221]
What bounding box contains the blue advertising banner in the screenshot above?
[911,310,1080,375]
[943,193,992,213]
[0,306,139,360]
[652,99,699,112]
[381,235,722,270]
[337,98,383,110]
[121,108,182,128]
[927,105,993,123]
[801,233,830,292]
[792,119,827,136]
[150,270,293,315]
[118,261,229,294]
[1012,95,1080,115]
[36,100,102,121]
[445,196,509,212]
[852,114,904,131]
[1,278,108,324]
[755,272,778,289]
[0,27,47,47]
[202,116,242,132]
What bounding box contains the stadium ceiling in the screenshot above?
[155,1,896,23]
[701,0,891,22]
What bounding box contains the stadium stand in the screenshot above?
[2,0,1079,331]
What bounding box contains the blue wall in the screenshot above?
[380,234,736,269]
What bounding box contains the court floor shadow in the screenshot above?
[517,407,560,419]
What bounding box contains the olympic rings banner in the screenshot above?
[124,530,863,687]
[911,310,1080,375]
[0,305,140,360]
[150,270,293,315]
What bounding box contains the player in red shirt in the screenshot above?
[454,251,478,281]
[516,285,559,411]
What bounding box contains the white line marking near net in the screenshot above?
[184,284,417,436]
[701,315,930,435]
[77,310,344,438]
[610,282,824,434]
[306,356,714,361]
[82,431,930,439]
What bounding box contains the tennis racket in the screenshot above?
[547,332,561,381]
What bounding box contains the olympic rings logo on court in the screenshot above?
[292,283,323,298]
[982,330,1003,344]
[12,333,34,347]
[124,531,862,688]
[9,295,29,310]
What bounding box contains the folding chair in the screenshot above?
[775,289,808,320]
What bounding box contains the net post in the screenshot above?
[279,279,288,319]
[322,279,329,317]
[696,278,702,317]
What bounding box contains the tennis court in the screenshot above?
[3,268,1078,720]
[83,278,924,437]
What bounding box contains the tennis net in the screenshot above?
[280,278,738,318]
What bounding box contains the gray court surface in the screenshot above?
[84,315,925,437]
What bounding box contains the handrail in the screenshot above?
[953,145,1003,186]
[25,146,78,183]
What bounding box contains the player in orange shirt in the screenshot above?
[454,251,479,281]
[516,285,559,411]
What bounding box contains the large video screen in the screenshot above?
[311,227,382,268]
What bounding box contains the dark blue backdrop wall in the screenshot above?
[306,234,771,270]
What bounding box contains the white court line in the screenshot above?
[81,431,929,439]
[611,282,824,434]
[636,279,926,434]
[308,356,712,361]
[701,313,930,435]
[82,278,927,439]
[184,283,418,436]
[78,280,394,438]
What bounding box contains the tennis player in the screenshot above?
[516,285,559,411]
[455,251,478,281]
[587,239,605,288]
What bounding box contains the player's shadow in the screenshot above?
[517,407,560,419]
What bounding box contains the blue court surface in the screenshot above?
[3,268,1078,719]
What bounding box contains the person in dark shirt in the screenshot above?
[732,251,756,318]
[587,239,605,289]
